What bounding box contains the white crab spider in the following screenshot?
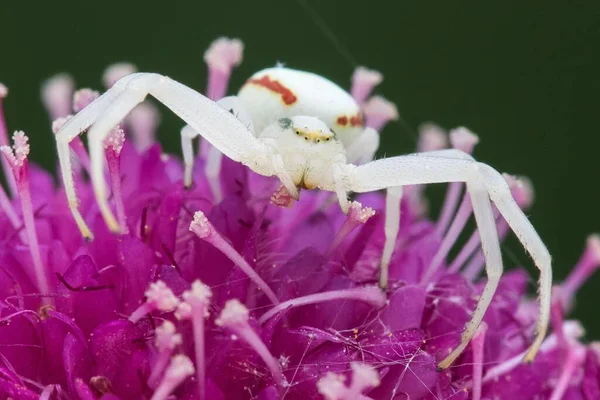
[54,65,551,369]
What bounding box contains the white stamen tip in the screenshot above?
[502,174,534,210]
[103,62,137,88]
[0,83,8,98]
[145,281,180,311]
[73,88,100,113]
[350,362,380,389]
[353,66,383,87]
[165,354,195,380]
[348,201,376,223]
[41,74,75,118]
[1,131,30,168]
[418,123,448,152]
[587,234,600,264]
[204,37,244,72]
[104,126,125,154]
[215,299,249,327]
[190,211,212,238]
[449,127,480,154]
[51,115,73,135]
[317,372,347,400]
[363,96,399,120]
[155,321,182,351]
[183,280,212,305]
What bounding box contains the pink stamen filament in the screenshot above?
[129,302,154,323]
[191,309,206,399]
[0,94,17,196]
[436,182,463,236]
[259,286,386,325]
[106,148,128,233]
[470,323,488,400]
[229,321,286,388]
[190,212,279,305]
[148,350,172,389]
[561,235,600,302]
[14,162,51,301]
[422,194,472,283]
[150,355,194,400]
[548,346,586,400]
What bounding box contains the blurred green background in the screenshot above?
[1,1,599,334]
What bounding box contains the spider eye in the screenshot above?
[326,137,330,141]
[296,130,300,135]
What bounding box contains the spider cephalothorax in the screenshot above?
[54,38,551,371]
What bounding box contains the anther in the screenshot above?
[204,37,244,100]
[73,88,100,113]
[363,96,399,132]
[129,280,180,323]
[103,63,137,89]
[41,74,75,119]
[351,66,383,104]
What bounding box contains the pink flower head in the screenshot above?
[0,37,598,400]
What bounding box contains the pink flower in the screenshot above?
[0,37,598,400]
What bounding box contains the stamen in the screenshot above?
[363,96,399,132]
[0,83,17,196]
[148,321,182,388]
[216,299,286,388]
[417,123,448,152]
[351,66,383,104]
[103,63,137,89]
[258,286,386,325]
[422,194,472,283]
[550,287,567,349]
[175,280,212,400]
[204,37,244,100]
[104,126,128,233]
[436,127,479,235]
[0,131,51,301]
[470,322,487,400]
[72,88,99,113]
[150,355,194,400]
[326,201,375,257]
[52,116,91,175]
[561,234,600,307]
[548,346,586,400]
[129,280,180,323]
[41,74,74,119]
[129,102,160,152]
[190,211,279,305]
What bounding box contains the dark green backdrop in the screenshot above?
[1,1,599,334]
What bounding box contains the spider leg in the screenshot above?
[56,73,272,236]
[181,96,255,203]
[55,74,138,239]
[344,153,551,368]
[379,186,402,289]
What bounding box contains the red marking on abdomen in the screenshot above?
[350,113,363,127]
[336,116,348,126]
[246,75,297,105]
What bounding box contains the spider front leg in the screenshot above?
[342,153,551,369]
[56,73,271,237]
